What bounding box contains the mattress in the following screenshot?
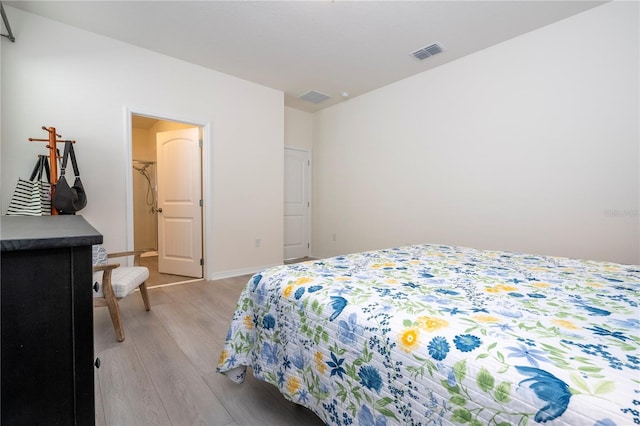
[217,244,640,425]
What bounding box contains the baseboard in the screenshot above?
[208,263,282,281]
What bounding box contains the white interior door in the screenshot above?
[157,128,203,277]
[284,148,310,260]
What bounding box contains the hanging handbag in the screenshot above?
[53,140,87,214]
[6,156,52,216]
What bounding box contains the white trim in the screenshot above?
[124,106,210,278]
[208,263,281,281]
[283,146,312,260]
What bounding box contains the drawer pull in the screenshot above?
[93,282,99,292]
[94,357,101,368]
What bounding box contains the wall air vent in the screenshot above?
[411,42,445,60]
[298,90,331,104]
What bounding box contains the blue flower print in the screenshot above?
[506,343,550,368]
[516,366,571,423]
[308,285,323,293]
[298,389,310,404]
[437,362,456,387]
[262,314,275,330]
[594,419,617,426]
[337,312,364,345]
[256,286,268,305]
[436,288,460,296]
[496,309,523,319]
[358,405,387,426]
[442,307,468,316]
[419,271,435,279]
[329,296,348,321]
[291,350,305,369]
[251,274,262,288]
[261,342,278,365]
[454,334,482,352]
[428,336,450,361]
[528,293,546,299]
[358,365,383,392]
[585,325,629,342]
[327,352,346,379]
[294,287,305,300]
[581,304,611,316]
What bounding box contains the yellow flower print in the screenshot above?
[286,376,301,394]
[218,349,228,365]
[473,314,500,323]
[314,351,327,374]
[243,315,253,329]
[296,277,313,285]
[372,262,395,269]
[486,284,518,293]
[385,279,399,285]
[498,285,518,292]
[552,319,579,330]
[585,282,604,288]
[531,282,551,288]
[283,285,294,298]
[399,327,420,352]
[416,316,449,332]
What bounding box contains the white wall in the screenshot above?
[1,7,285,278]
[312,1,639,265]
[285,106,313,150]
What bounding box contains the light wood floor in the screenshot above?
[93,275,324,426]
[138,255,196,288]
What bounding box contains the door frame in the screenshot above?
[124,107,210,278]
[284,146,312,260]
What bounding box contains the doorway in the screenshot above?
[130,114,204,287]
[284,147,311,260]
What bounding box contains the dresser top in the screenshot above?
[1,215,103,251]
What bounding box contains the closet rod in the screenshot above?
[1,2,15,43]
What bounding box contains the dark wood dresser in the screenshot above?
[1,215,102,425]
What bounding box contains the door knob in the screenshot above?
[157,208,163,213]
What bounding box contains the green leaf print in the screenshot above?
[450,395,466,406]
[570,373,589,393]
[593,380,615,395]
[494,382,511,403]
[476,368,495,392]
[452,408,472,423]
[454,359,467,382]
[375,397,393,408]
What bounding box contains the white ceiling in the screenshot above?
[5,1,607,112]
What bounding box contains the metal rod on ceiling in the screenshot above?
[1,2,15,42]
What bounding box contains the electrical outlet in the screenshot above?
[255,238,261,248]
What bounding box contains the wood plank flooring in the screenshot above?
[137,255,196,288]
[94,275,324,426]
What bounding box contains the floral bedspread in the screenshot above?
[217,244,640,425]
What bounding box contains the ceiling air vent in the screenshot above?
[411,42,445,60]
[298,90,331,104]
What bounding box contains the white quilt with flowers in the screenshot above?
[217,244,640,425]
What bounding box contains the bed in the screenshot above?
[217,244,640,425]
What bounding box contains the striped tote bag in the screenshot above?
[6,156,52,216]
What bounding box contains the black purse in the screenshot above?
[53,141,87,214]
